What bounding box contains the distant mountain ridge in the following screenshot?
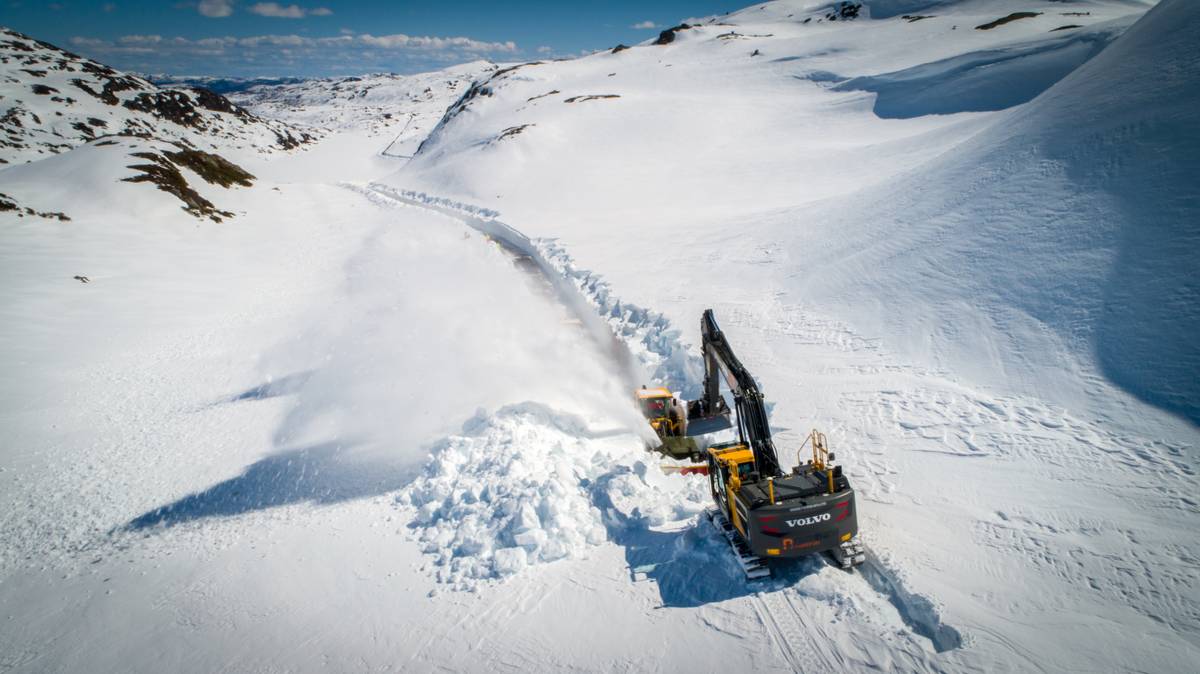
[148,75,308,96]
[0,27,314,167]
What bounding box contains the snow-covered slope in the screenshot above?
[1,136,262,222]
[368,0,1198,670]
[390,0,1177,424]
[0,27,313,167]
[230,62,495,156]
[2,0,1198,672]
[794,0,1200,424]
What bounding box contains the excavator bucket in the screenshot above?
[685,396,733,436]
[685,411,732,436]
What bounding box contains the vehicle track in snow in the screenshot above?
[754,587,826,671]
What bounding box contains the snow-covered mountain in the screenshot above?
[0,27,313,167]
[1,0,1197,672]
[229,61,496,155]
[391,0,1178,424]
[149,75,307,95]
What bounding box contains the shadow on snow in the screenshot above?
[588,468,823,608]
[124,441,417,530]
[223,370,314,403]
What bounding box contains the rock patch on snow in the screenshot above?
[0,27,313,166]
[0,190,69,220]
[123,144,254,222]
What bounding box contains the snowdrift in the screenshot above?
[798,0,1200,424]
[387,0,1187,426]
[396,403,711,590]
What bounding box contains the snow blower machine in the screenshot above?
[639,310,864,578]
[635,386,702,461]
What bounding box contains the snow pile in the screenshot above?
[396,405,613,588]
[397,403,707,590]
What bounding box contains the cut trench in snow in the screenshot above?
[360,183,964,651]
[353,183,707,399]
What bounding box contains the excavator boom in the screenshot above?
[688,309,782,478]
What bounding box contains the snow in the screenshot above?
[2,0,1198,671]
[399,404,643,588]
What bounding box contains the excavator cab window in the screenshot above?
[641,398,668,419]
[737,462,754,481]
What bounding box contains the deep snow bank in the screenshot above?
[395,403,710,590]
[795,0,1199,424]
[398,405,615,588]
[396,400,710,585]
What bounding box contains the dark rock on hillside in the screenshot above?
[0,26,314,164]
[655,24,694,45]
[977,12,1042,30]
[563,94,620,103]
[0,191,70,220]
[415,63,546,157]
[122,144,255,222]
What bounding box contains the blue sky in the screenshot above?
[3,0,752,78]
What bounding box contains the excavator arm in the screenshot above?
[688,309,783,478]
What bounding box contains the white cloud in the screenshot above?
[247,2,332,18]
[68,20,517,77]
[71,32,518,57]
[355,33,515,52]
[249,2,302,18]
[69,37,109,48]
[630,20,659,30]
[536,46,551,54]
[118,34,163,45]
[197,0,234,18]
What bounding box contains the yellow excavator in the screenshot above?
[635,386,702,461]
[637,310,865,578]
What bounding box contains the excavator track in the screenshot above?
[830,537,867,569]
[707,508,771,580]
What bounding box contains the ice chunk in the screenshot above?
[492,547,527,576]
